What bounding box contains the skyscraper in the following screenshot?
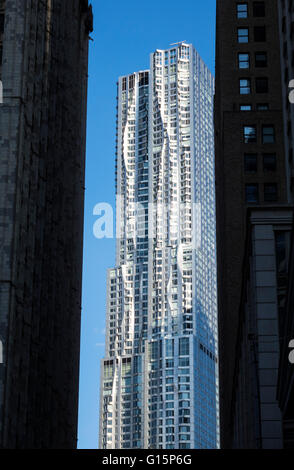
[99,43,219,450]
[215,0,290,448]
[0,0,92,448]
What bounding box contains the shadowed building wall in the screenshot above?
[215,0,288,448]
[277,0,294,448]
[0,0,92,448]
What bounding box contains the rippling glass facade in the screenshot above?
[99,44,219,449]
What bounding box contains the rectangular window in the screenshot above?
[256,77,268,93]
[255,52,267,67]
[165,339,174,357]
[263,153,277,171]
[237,3,248,18]
[245,184,259,203]
[257,103,269,110]
[129,75,135,89]
[240,78,251,94]
[238,28,249,43]
[0,14,4,35]
[244,153,257,172]
[122,77,127,91]
[254,26,266,42]
[262,126,275,143]
[244,125,257,143]
[240,104,252,111]
[238,53,250,69]
[253,1,265,17]
[179,338,190,356]
[264,184,278,202]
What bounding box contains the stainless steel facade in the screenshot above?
[99,44,219,449]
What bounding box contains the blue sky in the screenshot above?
[77,0,216,449]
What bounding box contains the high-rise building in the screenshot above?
[0,0,92,448]
[99,43,219,450]
[215,0,290,448]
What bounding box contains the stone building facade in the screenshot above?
[276,0,294,448]
[215,0,289,448]
[0,0,92,448]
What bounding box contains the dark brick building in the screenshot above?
[276,0,294,448]
[0,0,92,448]
[215,0,289,448]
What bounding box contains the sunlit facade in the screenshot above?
[99,43,219,449]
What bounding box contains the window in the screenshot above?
[255,52,267,67]
[257,103,269,110]
[244,154,257,172]
[253,1,265,17]
[263,153,277,171]
[262,126,275,143]
[0,14,4,34]
[240,104,252,111]
[275,231,288,277]
[238,53,250,69]
[256,77,268,93]
[240,78,251,94]
[254,26,266,42]
[179,338,190,356]
[245,184,259,203]
[237,3,248,18]
[238,28,249,43]
[244,125,257,143]
[264,184,278,202]
[166,339,174,357]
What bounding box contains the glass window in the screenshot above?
[254,26,266,42]
[165,339,174,357]
[240,78,251,94]
[257,103,269,110]
[179,338,190,356]
[238,28,249,43]
[264,184,278,202]
[245,184,259,203]
[244,153,257,172]
[263,153,277,172]
[275,232,288,275]
[255,52,267,67]
[256,77,268,93]
[166,360,174,369]
[237,3,248,18]
[262,126,275,143]
[244,125,257,143]
[179,357,190,367]
[240,105,252,111]
[179,443,190,449]
[238,53,250,69]
[0,13,4,33]
[253,1,265,17]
